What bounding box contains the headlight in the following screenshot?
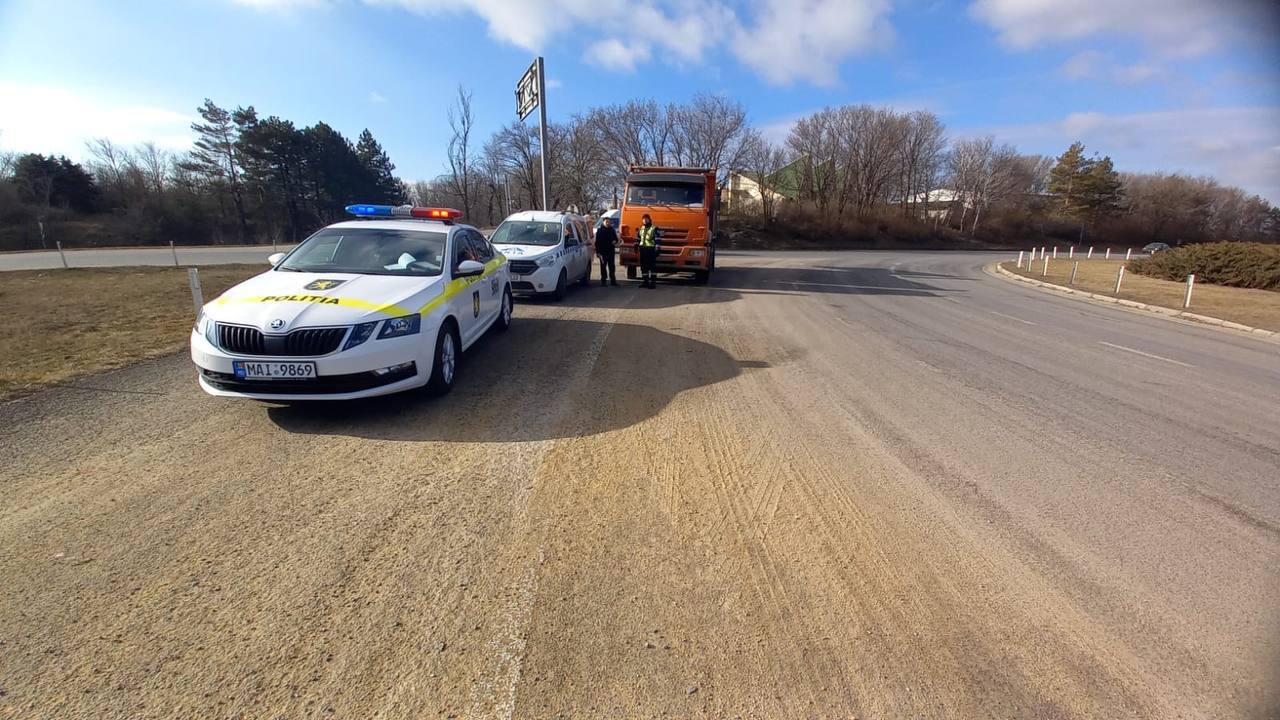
[377,314,421,339]
[689,249,705,258]
[343,322,377,351]
[536,254,556,267]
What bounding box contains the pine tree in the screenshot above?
[1048,141,1088,216]
[1080,155,1124,220]
[356,129,404,204]
[185,99,254,242]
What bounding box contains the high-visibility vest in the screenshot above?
[638,224,659,247]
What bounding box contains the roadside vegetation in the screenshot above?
[2,93,1276,253]
[1003,258,1280,331]
[1130,242,1280,290]
[0,265,260,399]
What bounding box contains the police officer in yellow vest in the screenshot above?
[637,213,661,289]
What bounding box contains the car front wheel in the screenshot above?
[425,324,459,396]
[495,287,513,332]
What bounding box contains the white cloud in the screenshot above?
[732,0,893,86]
[232,0,330,9]
[366,0,887,86]
[368,90,387,103]
[544,78,563,90]
[1113,62,1161,85]
[586,38,646,72]
[975,106,1280,202]
[970,0,1277,58]
[0,83,193,159]
[1060,50,1104,80]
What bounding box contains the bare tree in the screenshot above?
[897,111,946,218]
[787,109,841,216]
[947,136,1021,234]
[739,130,790,218]
[672,93,751,178]
[446,85,475,219]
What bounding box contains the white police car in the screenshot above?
[490,210,593,299]
[190,205,511,400]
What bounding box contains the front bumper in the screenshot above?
[190,327,432,400]
[507,264,560,294]
[619,244,711,271]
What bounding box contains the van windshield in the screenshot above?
[490,220,563,247]
[626,182,705,207]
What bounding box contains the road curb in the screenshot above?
[990,262,1279,343]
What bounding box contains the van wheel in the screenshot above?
[578,261,591,287]
[551,269,567,301]
[425,323,459,396]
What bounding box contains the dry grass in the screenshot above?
[0,264,263,399]
[1003,257,1280,332]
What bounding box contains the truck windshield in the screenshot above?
[278,227,446,276]
[626,183,705,207]
[490,221,563,246]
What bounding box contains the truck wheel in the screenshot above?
[626,266,637,280]
[693,270,709,285]
[551,269,567,301]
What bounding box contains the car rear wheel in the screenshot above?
[495,287,513,332]
[578,260,591,287]
[425,324,458,396]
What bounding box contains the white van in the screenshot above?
[489,211,593,300]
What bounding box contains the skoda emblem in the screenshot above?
[269,318,286,330]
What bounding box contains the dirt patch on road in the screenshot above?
[0,264,260,398]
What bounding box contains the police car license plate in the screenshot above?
[233,361,316,380]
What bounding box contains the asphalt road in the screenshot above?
[2,251,1278,718]
[0,244,294,271]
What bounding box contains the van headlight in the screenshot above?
[536,254,556,267]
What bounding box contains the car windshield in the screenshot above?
[490,220,563,247]
[278,227,447,276]
[626,182,705,207]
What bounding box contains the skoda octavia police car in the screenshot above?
[490,210,593,299]
[191,205,511,400]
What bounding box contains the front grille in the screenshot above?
[509,260,538,275]
[215,324,347,357]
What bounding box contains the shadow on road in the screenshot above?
[520,263,959,310]
[267,318,767,442]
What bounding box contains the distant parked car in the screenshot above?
[1142,242,1171,254]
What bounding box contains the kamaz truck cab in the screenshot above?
[618,166,718,284]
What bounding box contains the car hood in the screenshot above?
[207,270,440,331]
[492,243,557,259]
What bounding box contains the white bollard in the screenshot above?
[1070,261,1079,285]
[1184,274,1195,308]
[1069,246,1075,259]
[170,240,179,267]
[1125,248,1132,261]
[1053,246,1058,259]
[1114,265,1125,294]
[1042,257,1050,277]
[56,241,68,268]
[188,267,204,317]
[1087,246,1094,259]
[1017,250,1024,268]
[1105,248,1111,260]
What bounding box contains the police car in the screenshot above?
[489,210,593,299]
[190,205,512,400]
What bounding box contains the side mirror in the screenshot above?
[455,259,485,277]
[268,252,286,266]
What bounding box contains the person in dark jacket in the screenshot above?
[595,217,619,286]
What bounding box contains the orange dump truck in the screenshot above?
[618,166,718,284]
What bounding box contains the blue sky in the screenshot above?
[1,0,1277,200]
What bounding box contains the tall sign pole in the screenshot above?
[536,56,550,211]
[515,57,551,211]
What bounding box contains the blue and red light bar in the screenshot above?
[344,204,463,220]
